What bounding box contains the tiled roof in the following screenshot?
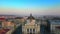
[0,18,5,20]
[15,17,23,19]
[0,29,10,34]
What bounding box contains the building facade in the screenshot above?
[49,20,60,34]
[22,14,40,34]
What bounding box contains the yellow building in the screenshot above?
[2,21,15,29]
[22,14,40,34]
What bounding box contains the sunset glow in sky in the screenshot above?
[0,0,60,16]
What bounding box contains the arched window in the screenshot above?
[30,29,32,33]
[27,29,29,32]
[33,29,35,33]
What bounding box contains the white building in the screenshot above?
[22,14,40,34]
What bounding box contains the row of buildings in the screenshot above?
[0,15,25,29]
[12,14,50,34]
[21,14,60,34]
[0,14,60,34]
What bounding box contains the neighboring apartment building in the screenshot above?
[49,20,60,34]
[2,21,15,29]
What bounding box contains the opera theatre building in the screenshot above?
[22,14,40,34]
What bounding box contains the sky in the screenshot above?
[0,0,60,16]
